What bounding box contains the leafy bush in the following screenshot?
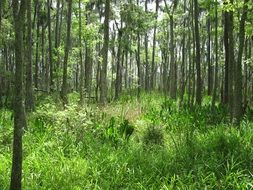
[143,124,164,146]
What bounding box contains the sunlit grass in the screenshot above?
[1,92,253,189]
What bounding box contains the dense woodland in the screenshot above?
[1,0,253,189]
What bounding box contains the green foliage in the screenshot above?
[120,3,156,34]
[1,93,253,189]
[143,124,164,146]
[119,119,134,140]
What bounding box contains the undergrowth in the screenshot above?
[1,92,253,189]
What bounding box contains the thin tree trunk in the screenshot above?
[79,0,84,104]
[207,11,213,96]
[60,0,73,106]
[180,0,186,105]
[136,32,141,99]
[42,24,45,90]
[212,0,219,108]
[144,0,149,91]
[25,0,34,111]
[233,0,249,123]
[10,0,27,189]
[227,0,235,118]
[194,0,202,105]
[115,27,123,100]
[34,3,40,89]
[47,0,53,91]
[150,0,159,90]
[99,0,110,104]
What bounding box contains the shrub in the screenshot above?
[143,124,164,146]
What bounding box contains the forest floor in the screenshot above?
[1,92,253,189]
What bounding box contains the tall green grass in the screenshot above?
[1,93,253,189]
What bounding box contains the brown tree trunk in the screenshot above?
[194,0,202,105]
[212,0,219,108]
[136,32,141,99]
[150,0,159,90]
[47,0,53,91]
[207,11,213,96]
[233,0,249,123]
[99,0,110,104]
[115,27,123,100]
[34,3,40,90]
[60,0,73,106]
[25,0,34,112]
[10,0,27,189]
[78,0,84,104]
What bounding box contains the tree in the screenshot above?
[164,0,178,99]
[100,0,110,104]
[47,0,53,91]
[60,0,73,106]
[150,0,159,90]
[233,0,249,123]
[115,24,123,100]
[25,0,35,111]
[212,0,219,108]
[84,3,94,102]
[194,0,202,105]
[10,0,27,189]
[79,0,84,104]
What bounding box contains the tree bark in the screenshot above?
[79,0,84,104]
[99,0,110,104]
[212,0,219,108]
[115,27,123,100]
[25,0,35,112]
[207,11,213,96]
[47,0,53,91]
[150,0,159,90]
[60,0,73,106]
[10,0,27,189]
[194,0,202,105]
[233,0,249,123]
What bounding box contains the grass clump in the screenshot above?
[143,124,164,146]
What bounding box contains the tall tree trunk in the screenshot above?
[150,0,159,90]
[25,0,34,111]
[99,0,110,104]
[42,24,45,90]
[0,0,2,30]
[10,0,27,189]
[85,44,93,101]
[144,0,149,91]
[60,0,73,106]
[187,25,192,106]
[47,0,53,91]
[115,28,123,100]
[180,0,186,105]
[136,32,141,99]
[124,43,129,89]
[194,0,202,105]
[212,0,219,108]
[169,14,177,99]
[54,0,62,92]
[207,11,213,96]
[227,0,235,118]
[78,0,84,104]
[34,3,40,89]
[84,3,93,102]
[223,5,229,105]
[233,0,249,123]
